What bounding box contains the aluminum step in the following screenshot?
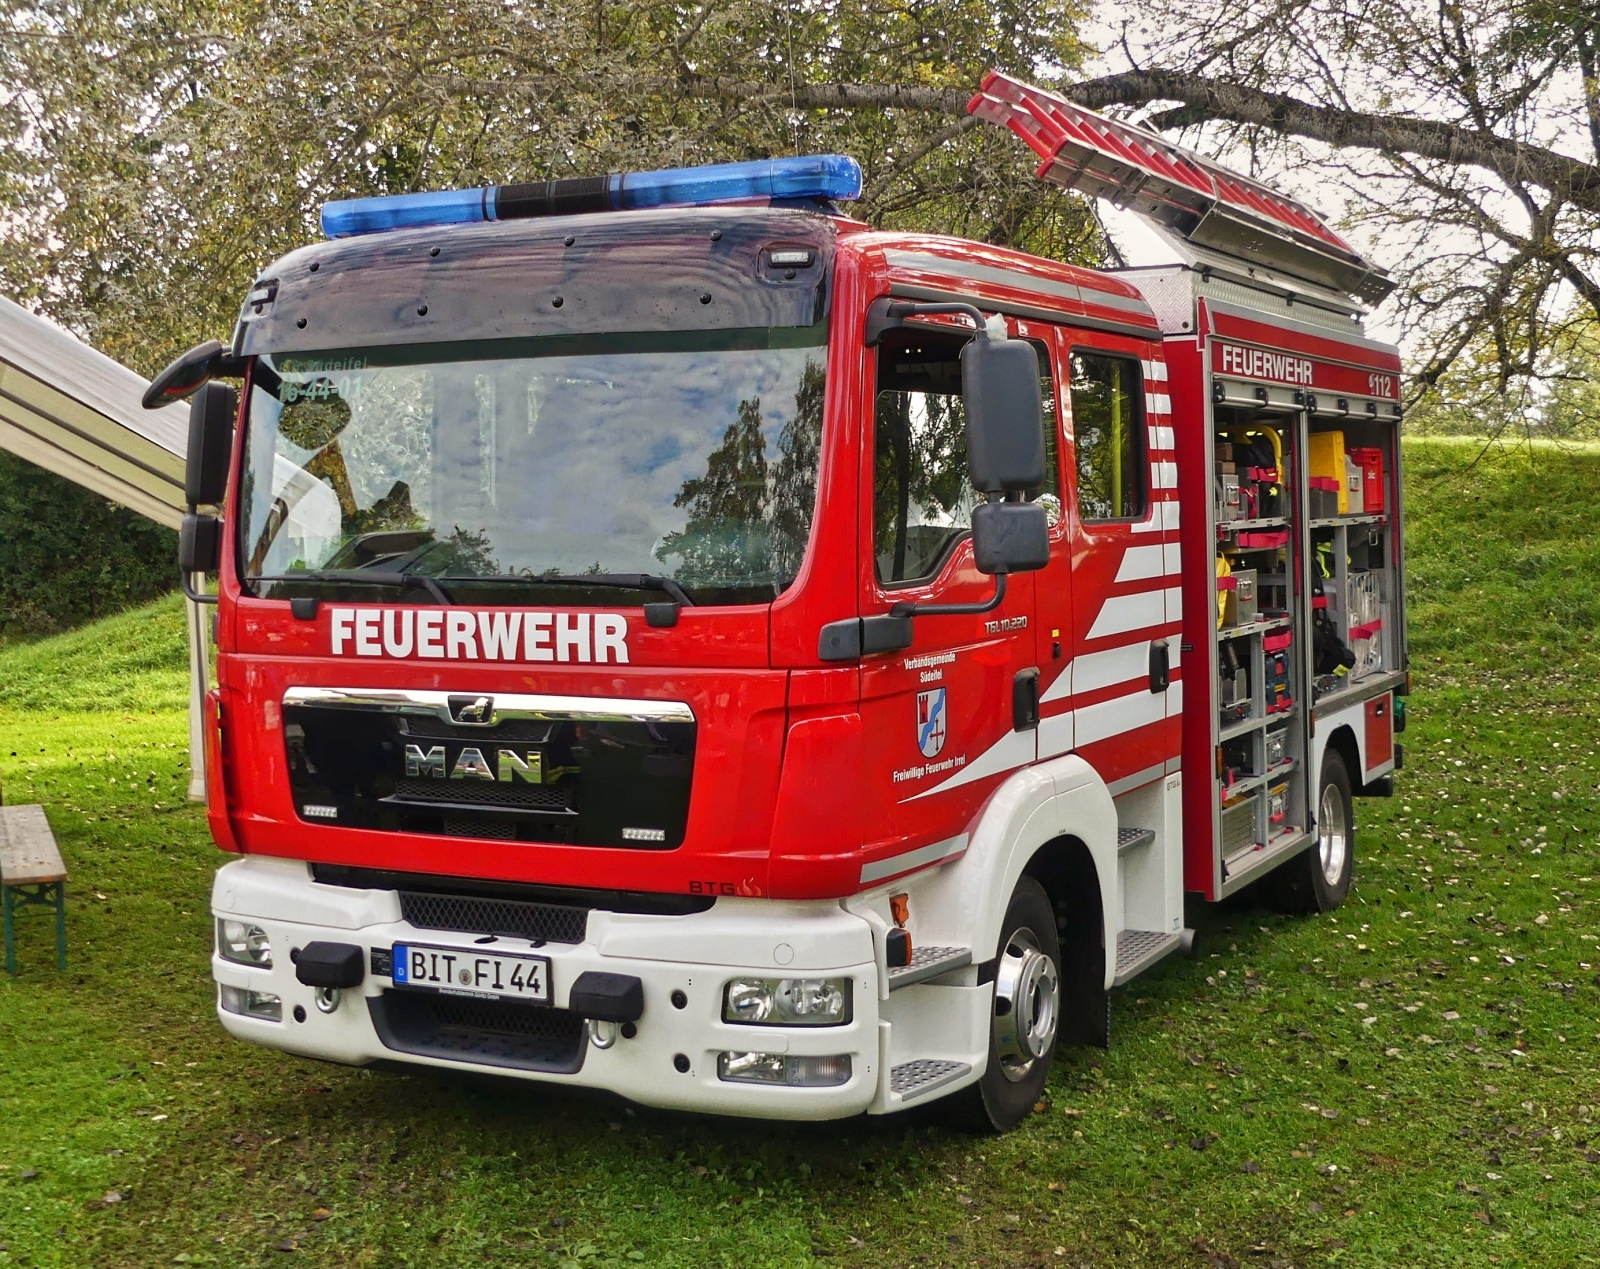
[888,944,972,990]
[890,1058,972,1103]
[1112,928,1187,986]
[1117,826,1156,854]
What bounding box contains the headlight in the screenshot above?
[718,1052,852,1087]
[217,919,272,968]
[219,984,282,1022]
[722,976,851,1026]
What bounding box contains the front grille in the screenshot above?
[399,890,589,944]
[371,990,586,1073]
[392,776,572,811]
[442,814,517,840]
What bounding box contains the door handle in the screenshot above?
[1013,667,1040,732]
[1149,639,1170,693]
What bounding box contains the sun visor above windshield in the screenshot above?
[233,207,837,358]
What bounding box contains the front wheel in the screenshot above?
[950,875,1061,1132]
[1273,749,1354,913]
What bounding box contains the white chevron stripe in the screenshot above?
[1074,686,1167,746]
[901,728,1034,802]
[1087,589,1165,639]
[1115,544,1167,583]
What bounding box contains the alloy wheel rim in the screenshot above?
[1319,781,1348,887]
[993,927,1060,1082]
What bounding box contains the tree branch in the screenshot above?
[1066,69,1600,212]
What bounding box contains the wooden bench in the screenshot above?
[0,804,67,974]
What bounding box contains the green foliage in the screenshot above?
[0,0,1100,379]
[2,439,1598,1266]
[0,452,179,641]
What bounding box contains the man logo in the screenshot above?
[916,688,947,759]
[449,694,493,725]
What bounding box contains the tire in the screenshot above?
[1273,749,1354,914]
[948,876,1061,1133]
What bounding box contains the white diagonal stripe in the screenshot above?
[902,728,1035,802]
[1087,589,1165,639]
[1074,686,1168,746]
[1115,545,1167,583]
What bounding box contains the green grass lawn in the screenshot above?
[1,440,1597,1268]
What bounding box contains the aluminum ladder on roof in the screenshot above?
[967,71,1394,304]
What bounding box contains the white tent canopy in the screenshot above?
[0,294,208,798]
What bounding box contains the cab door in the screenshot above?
[1057,337,1181,787]
[855,314,1062,882]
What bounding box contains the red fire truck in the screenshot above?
[148,73,1406,1131]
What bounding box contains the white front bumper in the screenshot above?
[210,856,881,1119]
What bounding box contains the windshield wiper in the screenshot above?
[451,573,697,607]
[255,571,454,605]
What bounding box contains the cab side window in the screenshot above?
[873,329,1059,584]
[1070,351,1146,521]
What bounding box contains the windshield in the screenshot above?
[239,329,827,607]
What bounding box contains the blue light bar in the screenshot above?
[322,155,863,238]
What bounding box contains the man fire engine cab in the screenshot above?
[149,73,1406,1132]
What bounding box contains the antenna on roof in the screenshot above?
[968,71,1393,304]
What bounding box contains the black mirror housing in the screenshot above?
[186,382,237,506]
[143,339,226,410]
[971,500,1049,575]
[179,512,221,574]
[961,338,1045,494]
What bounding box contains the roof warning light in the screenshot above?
[321,155,863,238]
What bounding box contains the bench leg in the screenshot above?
[54,882,66,972]
[3,885,13,976]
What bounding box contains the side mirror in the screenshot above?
[971,500,1049,575]
[143,340,227,410]
[179,512,221,574]
[186,382,237,507]
[961,337,1045,494]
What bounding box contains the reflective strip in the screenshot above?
[1073,641,1154,694]
[1038,710,1073,758]
[1130,499,1180,534]
[1163,541,1182,573]
[1107,763,1166,796]
[1087,589,1166,639]
[1142,359,1169,382]
[1074,686,1167,746]
[1164,585,1183,621]
[1148,424,1175,451]
[1152,461,1178,489]
[884,250,1082,303]
[882,250,1154,315]
[1115,545,1167,583]
[861,833,968,884]
[1148,392,1172,414]
[1165,676,1185,718]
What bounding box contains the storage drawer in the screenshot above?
[1221,794,1260,855]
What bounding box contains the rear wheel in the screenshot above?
[1273,749,1354,913]
[950,876,1061,1132]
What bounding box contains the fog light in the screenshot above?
[724,978,776,1023]
[718,1052,852,1087]
[217,919,272,968]
[219,984,282,1021]
[722,976,851,1026]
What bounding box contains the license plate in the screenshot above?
[391,943,551,1004]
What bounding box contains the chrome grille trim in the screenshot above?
[283,685,694,726]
